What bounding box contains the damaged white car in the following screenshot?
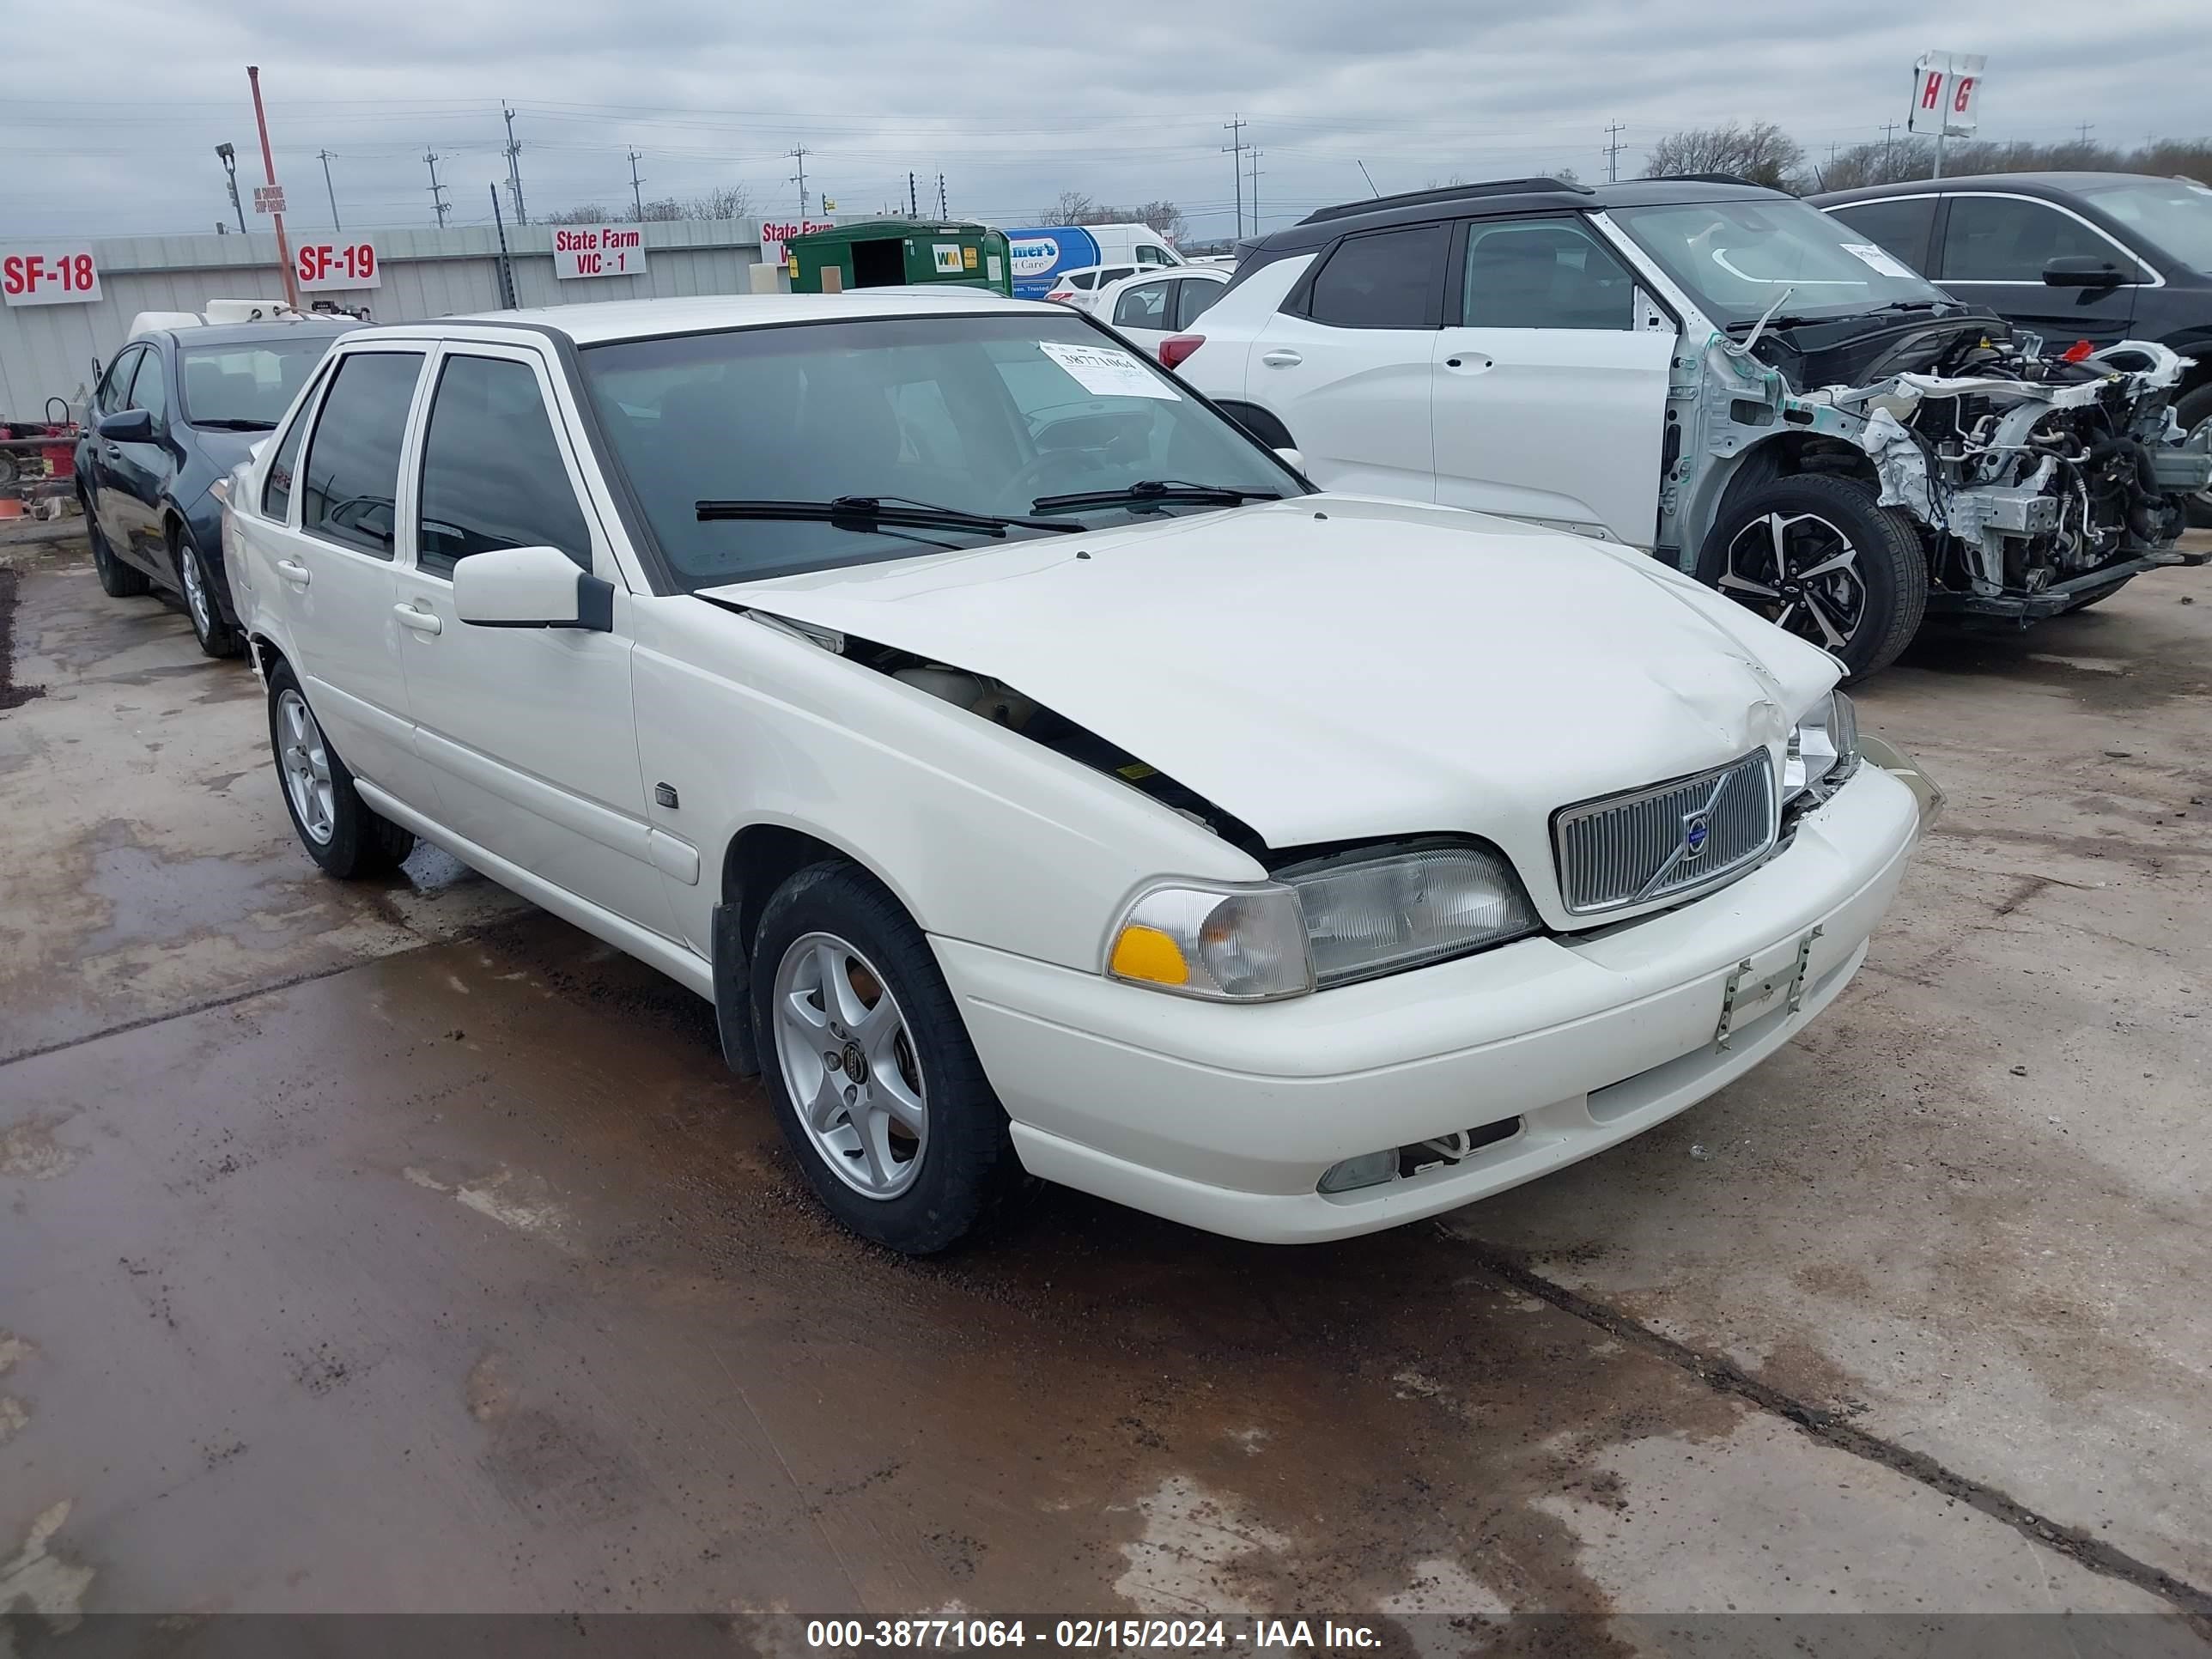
[224,293,1936,1253]
[1175,177,2212,678]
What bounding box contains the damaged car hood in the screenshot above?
[699,496,1839,849]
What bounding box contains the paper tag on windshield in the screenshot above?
[1036,339,1177,399]
[1840,241,1921,280]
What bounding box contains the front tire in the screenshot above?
[265,659,415,878]
[1698,472,1928,683]
[85,495,150,598]
[2177,384,2212,531]
[751,860,1024,1255]
[175,526,242,659]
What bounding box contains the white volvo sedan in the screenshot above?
[222,290,1936,1254]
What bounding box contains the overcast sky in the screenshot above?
[6,0,2208,245]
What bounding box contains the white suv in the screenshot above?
[222,290,1930,1253]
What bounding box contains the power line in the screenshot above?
[1223,113,1248,240]
[1247,148,1264,234]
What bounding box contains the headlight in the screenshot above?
[1279,840,1538,988]
[1108,842,1539,1001]
[1784,690,1860,803]
[1108,883,1313,1000]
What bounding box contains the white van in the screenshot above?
[1003,222,1182,300]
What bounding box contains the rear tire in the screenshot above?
[1698,472,1928,683]
[751,860,1024,1255]
[85,495,150,598]
[2177,384,2212,531]
[265,659,415,879]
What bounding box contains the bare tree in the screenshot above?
[544,202,621,226]
[546,183,756,225]
[695,182,753,221]
[1050,190,1097,223]
[1644,121,1808,192]
[1817,134,2212,191]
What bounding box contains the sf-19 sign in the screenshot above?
[2,243,101,307]
[295,240,380,291]
[553,224,647,280]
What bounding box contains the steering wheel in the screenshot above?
[1001,447,1109,513]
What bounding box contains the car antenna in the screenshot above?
[1727,285,1796,358]
[1356,161,1382,199]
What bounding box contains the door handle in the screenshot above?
[103,444,121,459]
[393,604,442,635]
[1443,355,1494,372]
[274,558,311,586]
[1260,349,1304,368]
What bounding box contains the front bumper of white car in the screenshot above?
[934,752,1931,1244]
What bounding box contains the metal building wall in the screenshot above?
[0,219,770,418]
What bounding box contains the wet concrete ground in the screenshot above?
[3,534,2209,1629]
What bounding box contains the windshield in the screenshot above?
[578,313,1302,588]
[1610,198,1952,325]
[2075,177,2212,276]
[178,337,343,428]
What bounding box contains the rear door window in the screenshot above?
[1305,224,1448,328]
[260,374,320,521]
[1113,280,1174,330]
[416,353,593,574]
[1175,278,1224,329]
[1825,198,1939,274]
[300,350,424,558]
[96,347,143,416]
[125,348,169,424]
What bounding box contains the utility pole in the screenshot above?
[1223,113,1248,239]
[424,149,451,228]
[501,102,527,225]
[318,149,341,231]
[787,145,811,217]
[938,173,947,217]
[245,67,301,310]
[1604,122,1626,184]
[2075,121,2095,145]
[908,171,919,217]
[1247,149,1264,235]
[628,149,645,219]
[1880,119,1901,179]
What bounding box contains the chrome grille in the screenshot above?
[1553,750,1778,917]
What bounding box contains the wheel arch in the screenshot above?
[1692,433,1885,553]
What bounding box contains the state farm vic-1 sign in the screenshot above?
[553,224,647,280]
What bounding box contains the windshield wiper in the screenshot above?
[1030,479,1281,514]
[695,495,1081,537]
[191,417,277,431]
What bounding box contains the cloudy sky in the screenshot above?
[7,0,2209,244]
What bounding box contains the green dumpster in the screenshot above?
[787,220,1013,296]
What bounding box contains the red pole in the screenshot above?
[246,65,301,310]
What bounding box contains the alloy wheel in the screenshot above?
[1718,510,1867,654]
[179,543,212,636]
[771,931,929,1200]
[276,688,336,844]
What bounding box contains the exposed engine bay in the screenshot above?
[1689,320,2212,619]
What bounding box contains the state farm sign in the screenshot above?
[760,218,835,274]
[554,224,647,280]
[295,240,380,291]
[2,243,101,307]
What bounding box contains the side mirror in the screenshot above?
[97,409,155,442]
[1274,447,1305,472]
[452,544,613,632]
[2042,255,2138,289]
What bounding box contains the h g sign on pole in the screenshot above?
[1910,51,1985,180]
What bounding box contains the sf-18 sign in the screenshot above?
[295,240,380,291]
[2,243,101,306]
[553,224,647,280]
[1910,51,1986,137]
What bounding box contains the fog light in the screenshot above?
[1317,1148,1399,1194]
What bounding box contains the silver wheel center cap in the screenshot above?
[841,1041,868,1084]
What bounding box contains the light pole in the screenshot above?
[216,143,246,234]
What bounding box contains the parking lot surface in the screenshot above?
[3,531,2209,1623]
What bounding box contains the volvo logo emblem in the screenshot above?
[1681,811,1713,860]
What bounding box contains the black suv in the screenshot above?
[1813,173,2212,524]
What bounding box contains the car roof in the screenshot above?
[395,289,1067,345]
[1097,265,1227,291]
[154,319,362,349]
[1249,175,1792,254]
[1811,171,2166,206]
